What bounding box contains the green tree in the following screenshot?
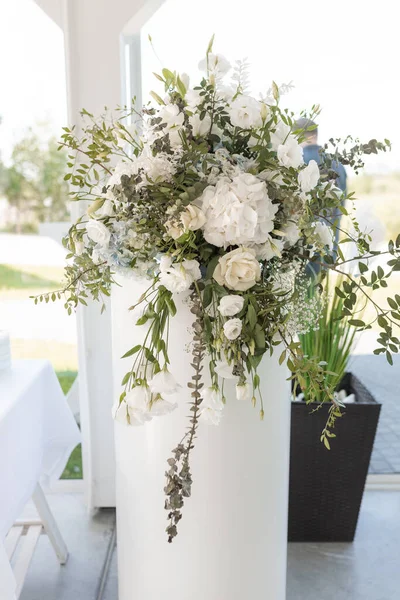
[0,126,70,232]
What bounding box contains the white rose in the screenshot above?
[180,204,206,231]
[298,160,320,192]
[189,113,211,137]
[214,247,261,292]
[277,136,304,169]
[198,53,231,77]
[218,295,244,317]
[149,368,181,395]
[86,220,111,247]
[200,173,278,248]
[314,221,334,249]
[223,318,243,341]
[229,95,263,129]
[236,381,252,402]
[159,256,201,294]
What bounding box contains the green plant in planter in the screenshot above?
[298,273,364,403]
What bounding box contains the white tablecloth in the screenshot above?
[0,360,81,599]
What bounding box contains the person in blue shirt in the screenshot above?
[294,118,347,277]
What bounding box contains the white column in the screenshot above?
[34,0,166,507]
[113,278,291,600]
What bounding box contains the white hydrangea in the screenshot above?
[200,173,278,247]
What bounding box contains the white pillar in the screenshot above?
[34,0,166,507]
[113,278,291,600]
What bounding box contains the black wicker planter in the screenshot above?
[288,372,381,542]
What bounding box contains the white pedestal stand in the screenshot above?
[112,278,291,600]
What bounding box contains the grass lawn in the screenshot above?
[0,264,63,290]
[55,369,83,480]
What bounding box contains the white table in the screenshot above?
[0,360,81,599]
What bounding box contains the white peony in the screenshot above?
[236,381,252,401]
[200,173,278,248]
[298,160,320,193]
[198,53,231,77]
[149,368,181,395]
[86,220,111,247]
[159,256,201,293]
[314,221,334,249]
[180,204,206,231]
[223,318,243,341]
[214,247,261,292]
[218,295,244,317]
[229,95,263,129]
[277,136,304,169]
[189,113,211,137]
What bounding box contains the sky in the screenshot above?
[0,0,399,172]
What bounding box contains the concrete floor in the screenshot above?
[18,489,400,600]
[351,354,400,474]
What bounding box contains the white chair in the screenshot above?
[5,484,68,599]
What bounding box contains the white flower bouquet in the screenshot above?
[35,38,400,541]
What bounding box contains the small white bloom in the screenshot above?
[189,113,212,137]
[149,368,181,395]
[270,121,291,150]
[111,400,129,425]
[253,237,285,260]
[159,256,201,294]
[223,318,243,341]
[277,136,304,169]
[98,198,115,217]
[201,387,225,410]
[180,72,190,91]
[314,221,334,249]
[200,406,223,425]
[160,103,185,129]
[124,385,153,425]
[198,53,231,77]
[185,88,202,109]
[229,95,263,129]
[284,221,301,246]
[214,247,261,292]
[236,381,252,402]
[149,397,178,416]
[214,359,238,380]
[164,219,183,240]
[298,160,320,192]
[180,204,206,231]
[86,220,111,247]
[218,295,244,317]
[74,240,85,255]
